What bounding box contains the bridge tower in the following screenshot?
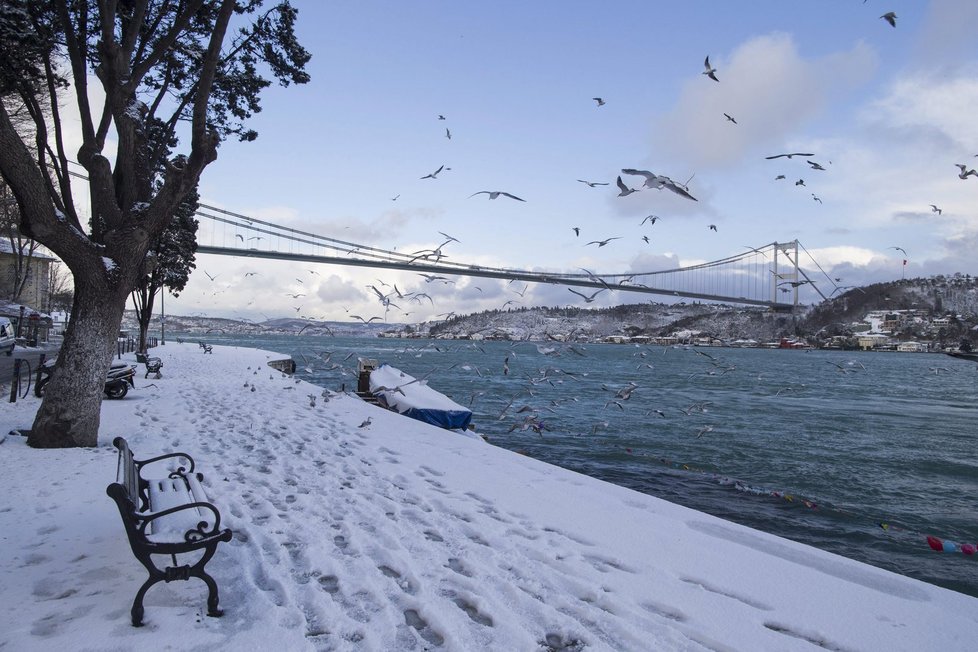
[771,240,801,307]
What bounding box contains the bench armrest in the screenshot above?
[135,452,196,476]
[138,501,227,543]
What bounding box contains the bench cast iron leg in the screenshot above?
[199,570,223,617]
[192,542,224,617]
[131,575,160,627]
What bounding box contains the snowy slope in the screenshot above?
[1,343,975,651]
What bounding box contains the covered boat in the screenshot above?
[366,362,473,431]
[945,341,978,364]
[946,350,978,364]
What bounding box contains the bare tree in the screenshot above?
[0,178,43,302]
[47,261,72,318]
[0,1,310,447]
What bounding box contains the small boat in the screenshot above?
[356,359,474,431]
[945,350,978,364]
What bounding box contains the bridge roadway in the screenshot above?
[196,245,796,311]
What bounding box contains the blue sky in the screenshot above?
[164,0,978,322]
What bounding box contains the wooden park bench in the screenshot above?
[106,437,233,627]
[135,351,163,379]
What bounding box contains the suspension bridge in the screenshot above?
[194,204,829,311]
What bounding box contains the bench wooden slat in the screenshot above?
[145,476,215,542]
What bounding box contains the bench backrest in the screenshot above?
[107,437,151,555]
[110,436,146,511]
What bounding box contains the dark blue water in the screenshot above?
[179,332,978,597]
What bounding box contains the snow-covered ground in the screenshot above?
[1,343,975,651]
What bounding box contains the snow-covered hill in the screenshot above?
[120,274,978,345]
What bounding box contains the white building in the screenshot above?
[896,341,927,353]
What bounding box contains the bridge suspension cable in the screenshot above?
[194,205,805,310]
[57,161,816,308]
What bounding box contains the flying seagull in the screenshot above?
[578,267,613,291]
[568,288,607,303]
[469,190,525,201]
[577,179,609,187]
[778,280,812,288]
[585,237,622,247]
[889,246,908,257]
[702,56,719,82]
[350,315,382,324]
[621,168,698,201]
[766,152,815,160]
[812,194,822,203]
[616,175,639,197]
[930,204,942,215]
[421,165,445,180]
[806,160,826,171]
[708,224,717,232]
[641,214,660,225]
[592,97,605,106]
[795,179,806,186]
[880,12,897,27]
[572,227,580,236]
[438,114,446,120]
[445,128,451,140]
[955,164,978,179]
[723,113,737,124]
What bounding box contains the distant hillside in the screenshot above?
[118,274,978,345]
[120,312,396,337]
[801,275,978,342]
[415,274,978,344]
[421,302,800,343]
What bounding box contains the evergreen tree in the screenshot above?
[131,187,199,352]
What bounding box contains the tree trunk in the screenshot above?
[134,285,156,353]
[27,282,128,448]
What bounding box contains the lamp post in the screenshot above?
[160,289,165,345]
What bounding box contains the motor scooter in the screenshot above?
[35,359,136,399]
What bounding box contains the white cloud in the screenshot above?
[651,34,878,169]
[804,245,878,268]
[866,74,978,152]
[627,251,683,274]
[313,274,364,304]
[914,0,978,67]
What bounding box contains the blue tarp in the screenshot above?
[369,364,473,431]
[400,405,473,431]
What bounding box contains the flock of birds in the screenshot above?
[287,317,968,445]
[190,7,977,332]
[183,8,978,451]
[386,16,972,311]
